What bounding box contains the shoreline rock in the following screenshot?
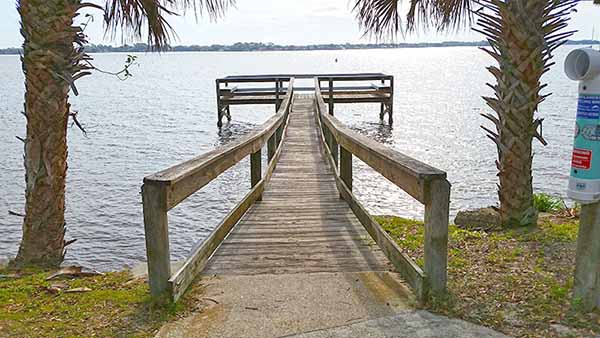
[454,207,501,229]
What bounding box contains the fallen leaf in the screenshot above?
[46,266,103,280]
[64,287,92,293]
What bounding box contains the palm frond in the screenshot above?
[352,0,473,38]
[352,0,403,39]
[432,0,473,31]
[104,0,233,50]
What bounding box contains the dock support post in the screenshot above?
[251,149,262,201]
[216,79,223,128]
[267,134,276,161]
[328,78,334,115]
[329,134,338,168]
[380,79,385,122]
[142,183,171,298]
[275,79,281,112]
[276,122,283,145]
[424,179,450,297]
[573,201,600,311]
[389,77,394,125]
[340,146,352,192]
[225,81,231,123]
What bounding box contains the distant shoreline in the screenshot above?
[1,40,599,55]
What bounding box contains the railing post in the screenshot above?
[142,183,172,298]
[216,80,223,128]
[251,149,262,201]
[328,78,334,115]
[423,179,450,297]
[275,78,281,112]
[329,131,338,168]
[276,124,283,145]
[267,134,276,161]
[389,76,394,125]
[379,79,385,121]
[340,146,352,190]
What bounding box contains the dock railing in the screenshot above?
[142,79,295,301]
[314,78,450,300]
[216,73,393,126]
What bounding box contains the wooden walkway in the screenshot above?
[142,76,450,303]
[205,95,392,275]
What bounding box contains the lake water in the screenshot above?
[0,47,581,270]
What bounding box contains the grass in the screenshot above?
[533,193,565,213]
[0,269,193,338]
[375,215,599,338]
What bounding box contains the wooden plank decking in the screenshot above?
[204,94,393,275]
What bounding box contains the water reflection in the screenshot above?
[216,122,258,146]
[349,122,394,145]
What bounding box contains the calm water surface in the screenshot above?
[0,47,579,270]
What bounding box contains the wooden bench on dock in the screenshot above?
[143,76,449,304]
[216,73,394,127]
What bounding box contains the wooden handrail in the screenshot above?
[146,79,294,210]
[143,79,294,301]
[314,78,450,299]
[217,73,393,82]
[314,80,444,203]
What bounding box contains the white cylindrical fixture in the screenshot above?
[565,48,600,203]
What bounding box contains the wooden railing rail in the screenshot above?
[143,79,295,301]
[314,78,450,300]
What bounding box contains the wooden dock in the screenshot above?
[205,94,392,275]
[216,73,394,127]
[142,76,450,304]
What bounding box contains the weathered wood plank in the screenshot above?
[251,149,262,201]
[314,79,445,204]
[314,78,451,301]
[340,146,352,191]
[205,94,393,277]
[168,180,265,302]
[204,265,389,275]
[142,183,172,297]
[424,179,451,296]
[333,165,426,300]
[144,79,294,211]
[142,80,297,301]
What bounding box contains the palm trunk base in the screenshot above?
[13,0,83,268]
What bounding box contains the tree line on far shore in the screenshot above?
[1,39,599,55]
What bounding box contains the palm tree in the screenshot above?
[12,0,231,268]
[353,0,577,228]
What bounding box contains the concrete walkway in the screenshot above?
[284,311,510,338]
[155,272,508,338]
[156,271,412,338]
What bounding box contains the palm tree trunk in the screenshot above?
[476,0,575,228]
[12,0,81,267]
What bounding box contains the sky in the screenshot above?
[0,0,599,48]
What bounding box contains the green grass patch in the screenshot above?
[515,220,579,243]
[375,215,599,338]
[533,193,565,213]
[0,270,189,338]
